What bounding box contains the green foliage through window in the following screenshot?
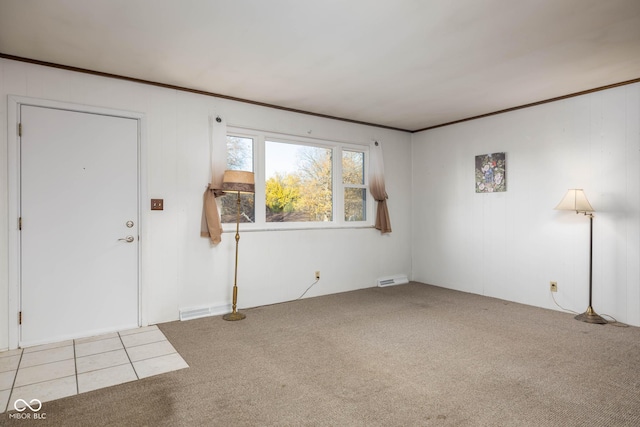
[265,142,332,222]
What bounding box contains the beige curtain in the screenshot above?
[369,141,391,233]
[200,115,227,244]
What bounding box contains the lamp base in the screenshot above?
[222,311,246,321]
[574,306,607,324]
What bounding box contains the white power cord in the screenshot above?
[551,291,628,327]
[297,279,319,300]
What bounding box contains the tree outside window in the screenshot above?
[265,141,332,222]
[343,150,366,221]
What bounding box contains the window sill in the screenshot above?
[221,224,375,233]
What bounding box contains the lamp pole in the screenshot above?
[223,191,246,321]
[574,213,606,324]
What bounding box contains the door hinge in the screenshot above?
[18,217,22,230]
[18,123,22,137]
[19,311,22,325]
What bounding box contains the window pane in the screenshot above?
[345,188,366,221]
[265,141,332,222]
[226,136,253,171]
[221,136,255,223]
[343,151,364,185]
[220,193,255,223]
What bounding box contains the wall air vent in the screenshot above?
[179,304,230,321]
[376,274,409,287]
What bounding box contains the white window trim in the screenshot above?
[225,127,374,231]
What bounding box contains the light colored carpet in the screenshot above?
[4,282,639,426]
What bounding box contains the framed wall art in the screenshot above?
[475,153,506,193]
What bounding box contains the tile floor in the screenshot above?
[0,325,188,413]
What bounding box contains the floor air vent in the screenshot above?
[376,275,409,287]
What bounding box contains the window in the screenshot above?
[265,140,332,222]
[220,135,255,223]
[223,127,371,229]
[343,150,366,222]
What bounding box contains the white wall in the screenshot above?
[0,59,413,349]
[412,83,640,326]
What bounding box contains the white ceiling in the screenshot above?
[1,0,639,132]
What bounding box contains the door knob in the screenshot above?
[118,236,135,243]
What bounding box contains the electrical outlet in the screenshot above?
[315,271,320,280]
[550,281,558,292]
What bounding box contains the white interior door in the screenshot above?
[20,105,139,347]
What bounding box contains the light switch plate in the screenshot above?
[151,199,164,210]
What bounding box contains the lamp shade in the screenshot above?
[555,189,594,213]
[221,170,255,193]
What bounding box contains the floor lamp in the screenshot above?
[221,170,255,321]
[555,189,607,324]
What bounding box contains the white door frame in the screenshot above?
[7,95,148,350]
